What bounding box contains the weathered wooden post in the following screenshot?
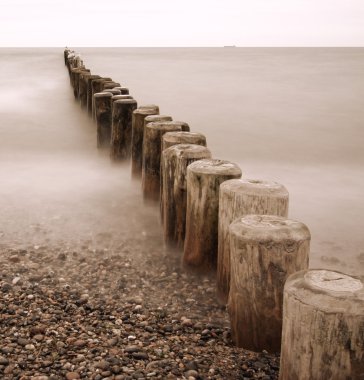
[91,78,112,120]
[162,144,211,248]
[142,121,181,202]
[114,87,130,95]
[73,53,83,68]
[141,105,159,112]
[280,269,364,380]
[161,131,206,151]
[66,53,75,75]
[183,159,242,270]
[112,95,133,103]
[64,48,71,65]
[70,67,79,93]
[79,72,94,110]
[110,99,138,161]
[103,89,121,96]
[94,92,113,149]
[227,215,310,352]
[86,75,101,115]
[160,131,206,222]
[74,68,90,100]
[102,81,121,90]
[174,121,190,132]
[217,179,289,304]
[130,109,163,179]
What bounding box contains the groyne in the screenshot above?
[64,48,364,379]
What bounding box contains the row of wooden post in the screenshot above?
[64,48,364,380]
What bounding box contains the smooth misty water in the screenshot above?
[0,47,363,275]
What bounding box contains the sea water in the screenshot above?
[0,47,363,275]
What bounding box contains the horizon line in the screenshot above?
[1,45,364,48]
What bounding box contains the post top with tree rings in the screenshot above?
[103,89,121,95]
[114,86,129,92]
[71,67,88,73]
[146,121,183,132]
[81,72,94,78]
[112,95,133,101]
[114,99,137,105]
[145,115,172,123]
[221,178,288,197]
[163,131,205,144]
[285,270,364,314]
[229,215,311,244]
[103,82,121,89]
[306,270,363,293]
[94,92,113,98]
[164,144,211,159]
[93,78,112,83]
[134,107,159,116]
[139,104,159,112]
[187,159,242,176]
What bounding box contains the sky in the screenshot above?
[0,0,363,47]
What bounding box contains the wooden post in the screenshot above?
[162,131,206,151]
[142,121,180,202]
[70,67,79,94]
[227,215,310,352]
[70,68,81,95]
[112,95,133,103]
[280,269,364,380]
[94,92,113,149]
[174,121,190,132]
[86,75,101,115]
[66,53,75,74]
[64,48,71,65]
[74,69,90,100]
[110,99,138,161]
[141,104,159,113]
[91,78,112,120]
[162,144,211,248]
[217,179,289,304]
[103,89,121,96]
[79,71,92,110]
[160,131,207,223]
[183,159,242,271]
[102,81,121,90]
[114,87,129,95]
[73,53,83,68]
[130,109,163,179]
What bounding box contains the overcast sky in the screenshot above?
[1,0,363,46]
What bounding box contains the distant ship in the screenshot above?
[223,45,236,48]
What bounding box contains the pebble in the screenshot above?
[0,356,9,365]
[9,255,20,263]
[4,365,15,374]
[125,345,140,353]
[132,352,149,360]
[0,242,280,379]
[12,276,21,285]
[65,372,80,380]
